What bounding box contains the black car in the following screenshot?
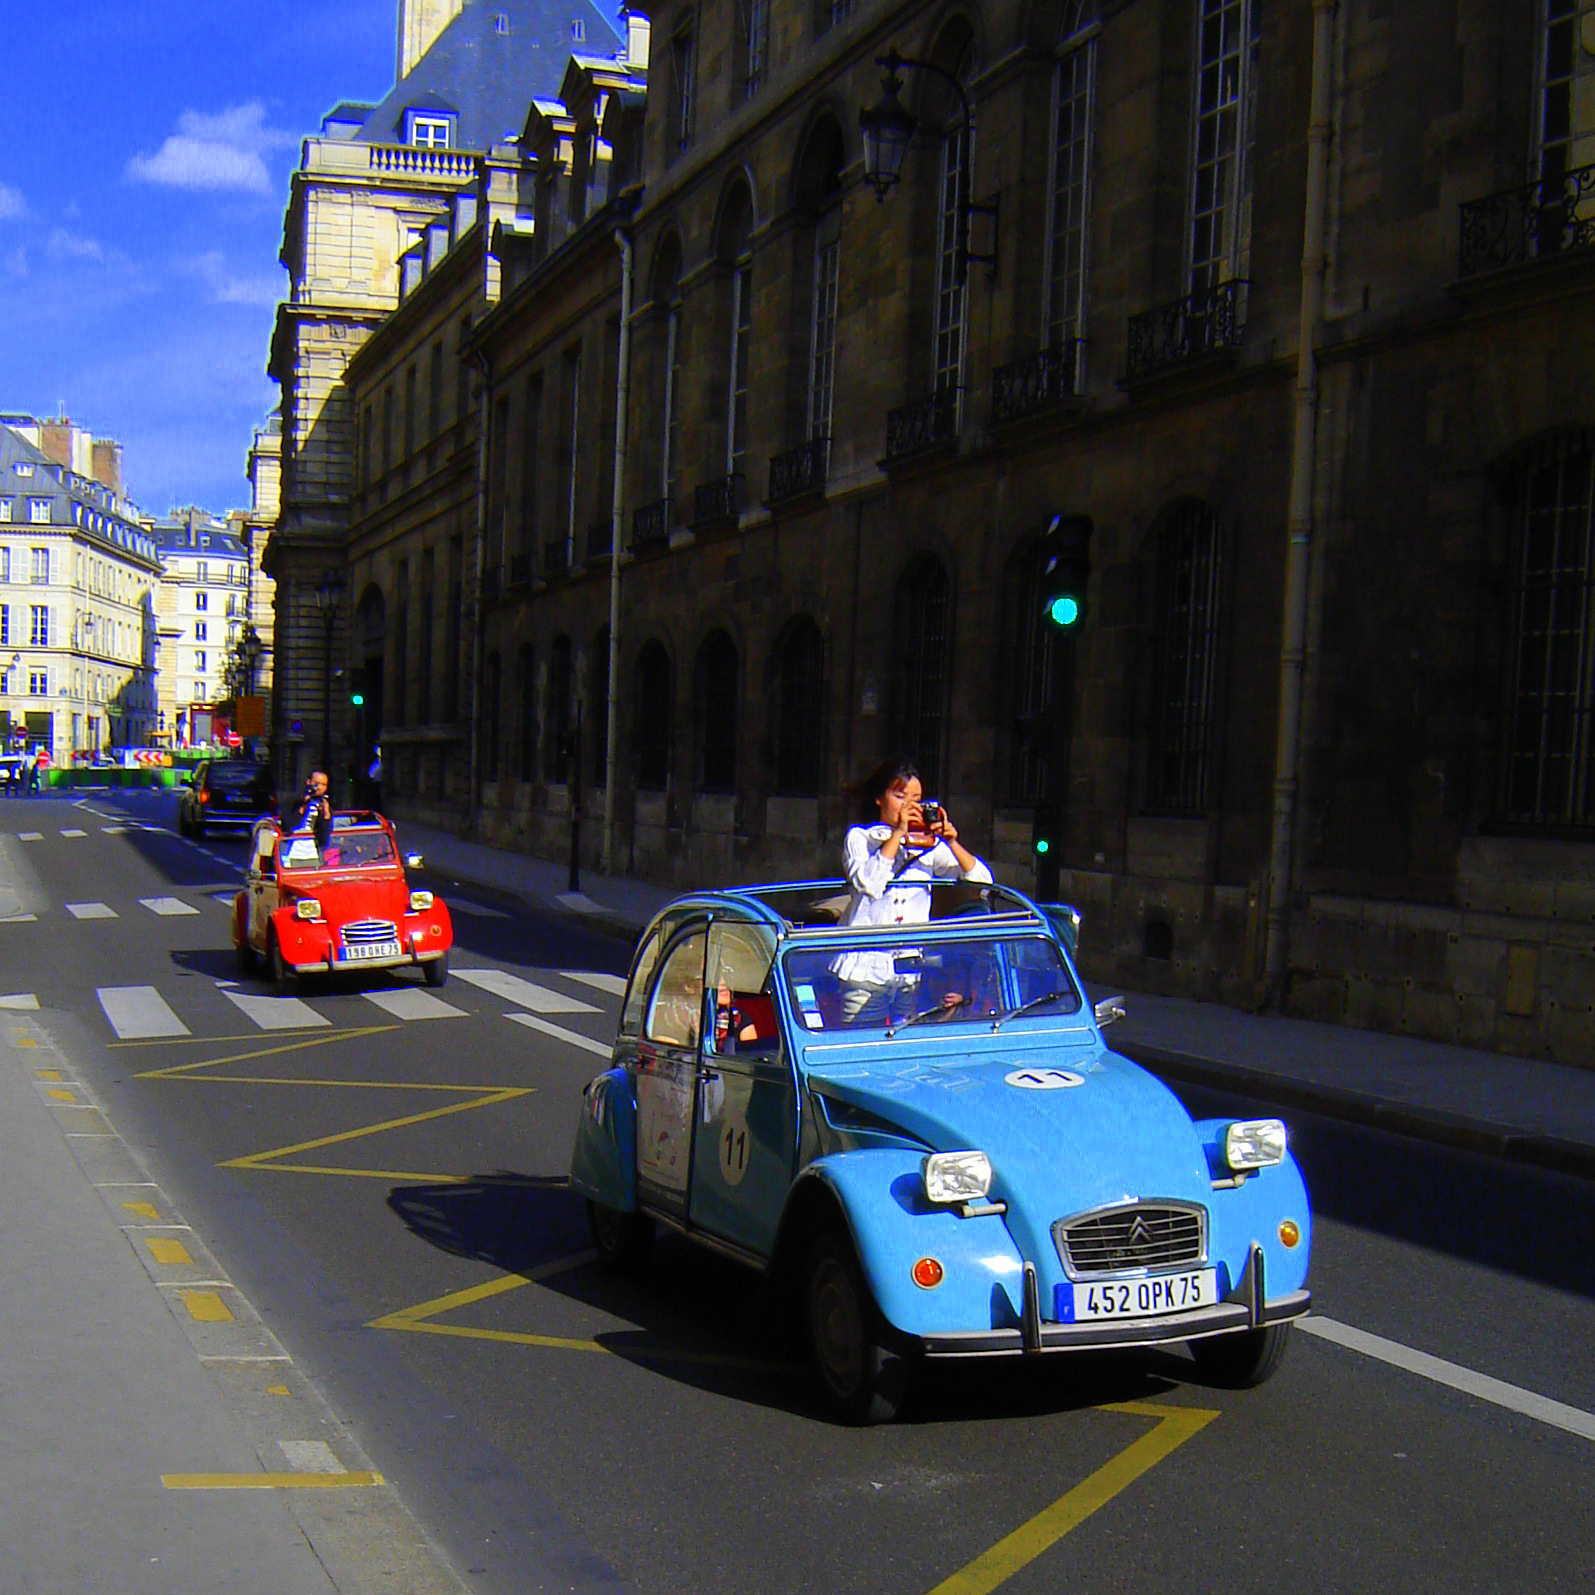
[177,759,275,838]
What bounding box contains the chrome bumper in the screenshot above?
[290,948,446,975]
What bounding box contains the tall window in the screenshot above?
[393,560,409,727]
[671,25,696,156]
[933,44,976,412]
[417,547,434,722]
[31,547,49,583]
[590,625,610,789]
[30,605,48,646]
[1503,436,1595,826]
[695,630,739,792]
[1046,5,1098,391]
[559,347,582,556]
[518,644,537,781]
[810,203,841,441]
[489,397,510,568]
[727,260,752,479]
[891,556,950,793]
[1188,0,1260,294]
[381,387,394,483]
[445,535,462,720]
[634,641,673,790]
[521,374,542,551]
[545,634,572,782]
[1148,501,1225,815]
[403,363,417,465]
[1539,2,1595,185]
[428,341,444,442]
[482,653,501,782]
[773,617,825,795]
[739,1,770,99]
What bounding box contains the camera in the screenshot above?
[920,800,943,830]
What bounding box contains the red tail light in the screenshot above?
[198,789,210,803]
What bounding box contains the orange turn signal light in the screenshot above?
[912,1257,944,1290]
[1279,1219,1301,1249]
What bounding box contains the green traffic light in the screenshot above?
[351,693,365,707]
[1035,838,1051,855]
[1047,595,1081,628]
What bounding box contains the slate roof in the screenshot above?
[0,424,161,569]
[148,514,247,563]
[353,1,624,152]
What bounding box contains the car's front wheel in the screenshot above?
[586,1199,653,1274]
[267,929,292,989]
[1189,1323,1292,1388]
[805,1232,908,1425]
[423,950,449,988]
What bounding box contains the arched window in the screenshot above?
[772,616,825,795]
[716,187,755,487]
[1148,501,1224,815]
[482,651,501,782]
[544,633,572,782]
[1502,432,1595,826]
[1000,532,1072,803]
[695,629,740,792]
[590,624,610,789]
[1188,0,1260,295]
[1045,4,1098,394]
[518,643,536,782]
[634,640,672,790]
[891,554,951,793]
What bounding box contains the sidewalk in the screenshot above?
[395,818,1595,1182]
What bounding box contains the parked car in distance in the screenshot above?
[232,811,452,987]
[179,758,275,838]
[0,754,24,793]
[570,879,1311,1423]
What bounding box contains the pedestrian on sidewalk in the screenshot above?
[23,745,38,794]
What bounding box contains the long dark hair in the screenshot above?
[844,757,919,823]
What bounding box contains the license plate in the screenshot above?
[338,940,401,962]
[1056,1268,1218,1323]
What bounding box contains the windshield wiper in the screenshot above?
[990,990,1073,1032]
[884,994,971,1038]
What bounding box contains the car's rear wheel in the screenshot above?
[805,1232,908,1425]
[423,950,449,988]
[586,1199,653,1274]
[267,929,292,989]
[1189,1323,1292,1388]
[235,935,256,975]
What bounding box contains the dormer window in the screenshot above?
[404,106,458,149]
[571,18,585,44]
[494,12,510,34]
[14,462,33,477]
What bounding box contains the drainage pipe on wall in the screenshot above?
[1263,0,1338,1006]
[601,225,633,876]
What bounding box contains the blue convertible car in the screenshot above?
[570,880,1311,1423]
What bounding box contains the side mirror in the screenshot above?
[1093,995,1126,1028]
[405,853,423,870]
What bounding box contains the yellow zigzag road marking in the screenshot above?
[134,1026,400,1079]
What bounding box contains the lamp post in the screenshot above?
[313,576,341,777]
[858,46,998,286]
[239,625,264,698]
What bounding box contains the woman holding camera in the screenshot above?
[833,759,992,1022]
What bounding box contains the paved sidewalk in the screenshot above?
[395,818,1595,1181]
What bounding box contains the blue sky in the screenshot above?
[0,2,398,515]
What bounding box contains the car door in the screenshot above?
[248,828,279,949]
[634,921,709,1222]
[689,921,793,1258]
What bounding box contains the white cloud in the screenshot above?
[0,182,25,220]
[47,227,105,262]
[126,102,297,195]
[185,250,285,308]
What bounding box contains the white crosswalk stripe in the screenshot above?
[361,989,465,1021]
[140,897,200,917]
[99,986,190,1040]
[16,832,41,842]
[221,991,329,1030]
[0,994,39,1010]
[67,902,117,920]
[452,967,599,1013]
[447,899,510,919]
[506,1012,613,1056]
[59,829,87,838]
[101,825,128,834]
[0,913,37,924]
[563,971,626,997]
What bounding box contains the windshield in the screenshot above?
[207,763,268,791]
[278,828,396,872]
[783,934,1081,1034]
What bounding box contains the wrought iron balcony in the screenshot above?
[585,523,613,565]
[508,551,533,589]
[884,389,960,463]
[766,437,830,505]
[1459,161,1595,277]
[631,497,673,549]
[1125,280,1249,382]
[991,342,1085,425]
[543,537,570,581]
[693,473,744,528]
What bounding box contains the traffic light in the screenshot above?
[1039,514,1093,630]
[349,667,366,709]
[1032,800,1062,900]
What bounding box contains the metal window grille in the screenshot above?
[1539,2,1595,185]
[696,631,739,793]
[775,620,825,795]
[809,209,841,441]
[1504,441,1595,826]
[1045,13,1097,374]
[634,642,672,790]
[519,645,537,781]
[545,635,572,782]
[1003,539,1057,803]
[1187,0,1259,295]
[1149,503,1224,815]
[935,120,970,419]
[727,263,752,478]
[892,557,950,793]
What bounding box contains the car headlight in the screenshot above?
[1224,1118,1288,1170]
[409,890,434,912]
[923,1150,993,1204]
[294,897,323,921]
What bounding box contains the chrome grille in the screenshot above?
[341,919,398,946]
[1054,1202,1206,1278]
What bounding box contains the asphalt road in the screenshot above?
[3,787,1592,1595]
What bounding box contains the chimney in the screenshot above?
[91,438,124,497]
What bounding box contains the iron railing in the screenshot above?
[884,389,960,463]
[543,537,570,581]
[632,498,673,549]
[991,342,1085,425]
[767,437,830,505]
[585,523,613,564]
[1125,280,1248,382]
[508,551,533,589]
[693,473,744,527]
[1459,161,1595,277]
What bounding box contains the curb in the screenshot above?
[1113,1037,1595,1185]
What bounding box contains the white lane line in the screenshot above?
[505,1012,612,1057]
[1300,1316,1595,1444]
[448,899,510,919]
[0,993,40,1010]
[16,832,42,842]
[59,828,87,838]
[67,902,118,920]
[361,988,465,1022]
[452,967,599,1014]
[563,970,626,997]
[0,913,38,924]
[99,986,190,1040]
[140,896,200,917]
[221,991,329,1031]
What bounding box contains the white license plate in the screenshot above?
[338,940,401,962]
[1065,1268,1217,1322]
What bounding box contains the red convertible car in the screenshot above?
[232,812,452,986]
